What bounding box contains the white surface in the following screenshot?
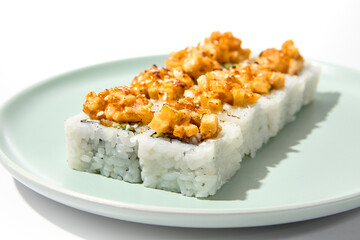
[1,0,360,239]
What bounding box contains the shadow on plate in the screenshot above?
[208,92,340,200]
[14,178,360,239]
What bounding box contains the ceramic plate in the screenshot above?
[1,55,360,228]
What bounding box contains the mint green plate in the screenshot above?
[1,55,360,228]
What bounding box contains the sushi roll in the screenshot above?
[65,32,320,197]
[136,63,319,197]
[65,113,142,183]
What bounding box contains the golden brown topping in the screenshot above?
[256,40,304,75]
[200,93,223,113]
[230,63,286,94]
[82,32,305,143]
[198,71,237,104]
[231,86,261,107]
[268,72,286,89]
[180,62,286,111]
[148,102,221,142]
[131,65,194,102]
[165,47,222,80]
[200,31,251,64]
[83,86,153,124]
[171,97,208,126]
[173,123,199,139]
[148,105,181,133]
[195,69,261,108]
[199,114,222,139]
[165,32,250,80]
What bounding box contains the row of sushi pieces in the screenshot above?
[65,32,319,197]
[82,31,305,144]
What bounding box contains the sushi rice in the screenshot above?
[65,62,320,197]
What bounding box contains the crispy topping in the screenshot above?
[165,47,222,80]
[171,97,208,126]
[148,104,221,142]
[178,62,286,112]
[199,114,221,139]
[82,32,304,143]
[83,86,153,124]
[131,65,194,102]
[256,40,304,75]
[200,31,251,64]
[165,32,250,80]
[198,70,262,108]
[229,63,286,93]
[148,105,183,134]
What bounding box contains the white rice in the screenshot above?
[64,62,320,197]
[65,114,141,183]
[137,122,242,197]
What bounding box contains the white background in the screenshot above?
[1,0,360,239]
